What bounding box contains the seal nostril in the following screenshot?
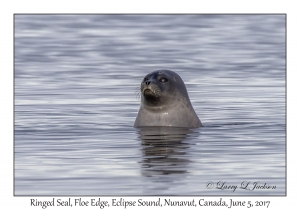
[145,81,151,86]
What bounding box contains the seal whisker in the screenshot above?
[135,86,141,101]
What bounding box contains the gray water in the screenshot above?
[14,15,286,196]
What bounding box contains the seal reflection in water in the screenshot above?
[137,126,199,177]
[134,70,202,128]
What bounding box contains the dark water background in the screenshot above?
[14,15,285,195]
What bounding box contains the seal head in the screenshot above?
[134,70,202,128]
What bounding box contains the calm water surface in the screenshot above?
[14,15,285,195]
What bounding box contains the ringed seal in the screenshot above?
[134,70,202,128]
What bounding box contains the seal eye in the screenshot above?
[142,78,147,83]
[159,78,168,83]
